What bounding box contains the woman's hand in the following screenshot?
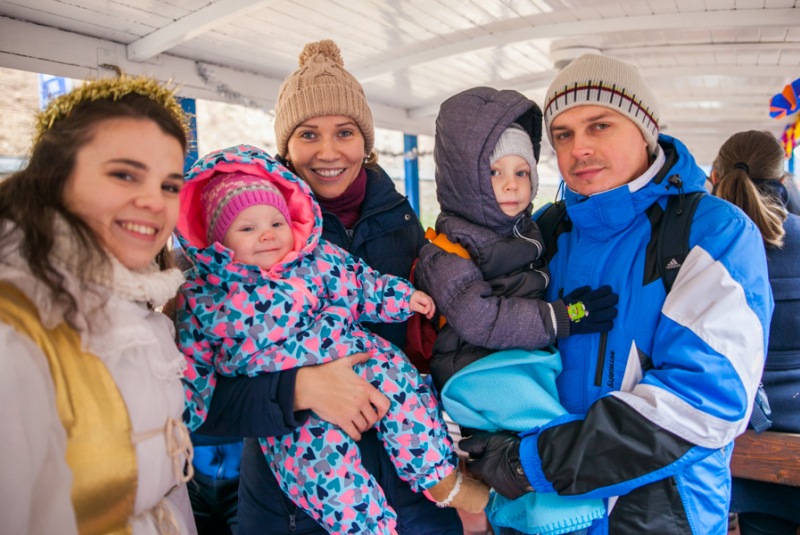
[410,290,436,319]
[294,352,390,441]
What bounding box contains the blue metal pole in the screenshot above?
[789,144,796,176]
[404,134,420,215]
[178,97,198,172]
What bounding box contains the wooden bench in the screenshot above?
[731,429,800,486]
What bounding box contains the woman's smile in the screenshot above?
[313,168,346,179]
[117,219,159,239]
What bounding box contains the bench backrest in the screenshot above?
[731,429,800,486]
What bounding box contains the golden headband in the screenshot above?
[34,74,190,144]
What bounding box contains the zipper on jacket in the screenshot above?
[594,331,608,387]
[289,513,296,531]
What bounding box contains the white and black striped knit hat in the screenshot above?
[543,54,660,157]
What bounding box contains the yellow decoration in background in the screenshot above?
[34,73,189,144]
[782,114,800,159]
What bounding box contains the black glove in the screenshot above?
[459,431,533,501]
[561,285,618,335]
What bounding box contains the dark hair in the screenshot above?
[0,93,187,325]
[712,130,787,248]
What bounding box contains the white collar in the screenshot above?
[627,146,666,193]
[0,218,184,329]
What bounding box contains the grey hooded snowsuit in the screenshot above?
[415,87,571,394]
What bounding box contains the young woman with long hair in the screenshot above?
[0,75,196,535]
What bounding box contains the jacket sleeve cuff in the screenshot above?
[277,368,311,428]
[551,299,571,339]
[520,433,556,493]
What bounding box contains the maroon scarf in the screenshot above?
[316,167,367,229]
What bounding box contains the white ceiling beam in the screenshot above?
[408,70,558,119]
[0,16,435,136]
[408,64,788,119]
[640,65,791,78]
[605,42,800,56]
[127,0,277,62]
[662,113,777,122]
[658,95,777,105]
[507,65,792,93]
[352,8,797,83]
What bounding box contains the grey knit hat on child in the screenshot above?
[543,53,660,157]
[489,123,539,201]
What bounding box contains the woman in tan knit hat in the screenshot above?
[274,39,376,201]
[204,41,465,535]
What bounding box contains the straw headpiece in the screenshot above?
[34,74,189,144]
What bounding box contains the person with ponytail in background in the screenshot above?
[711,130,800,535]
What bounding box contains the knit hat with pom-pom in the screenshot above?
[274,40,374,159]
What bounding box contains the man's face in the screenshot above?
[550,105,651,197]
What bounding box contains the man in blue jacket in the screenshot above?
[460,53,774,534]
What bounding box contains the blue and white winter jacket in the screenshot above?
[526,135,773,535]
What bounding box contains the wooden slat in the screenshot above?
[471,0,527,22]
[105,0,192,20]
[736,0,767,8]
[156,0,213,11]
[706,0,737,10]
[622,1,655,16]
[648,0,680,14]
[0,2,144,41]
[675,0,707,12]
[283,0,415,48]
[3,0,158,35]
[126,0,278,61]
[570,5,603,21]
[59,0,176,26]
[731,430,800,487]
[322,0,444,45]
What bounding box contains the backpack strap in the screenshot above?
[536,200,570,263]
[657,191,706,293]
[425,228,470,260]
[424,228,470,329]
[655,191,772,433]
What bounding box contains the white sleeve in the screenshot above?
[0,322,78,535]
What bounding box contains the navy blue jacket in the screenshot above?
[196,166,461,535]
[761,212,800,433]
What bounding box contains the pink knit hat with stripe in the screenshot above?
[201,172,293,244]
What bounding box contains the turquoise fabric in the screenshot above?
[441,348,605,535]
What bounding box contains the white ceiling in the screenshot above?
[0,0,798,166]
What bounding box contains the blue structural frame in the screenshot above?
[178,97,198,172]
[404,134,420,215]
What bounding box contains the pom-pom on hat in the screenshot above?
[489,123,539,201]
[201,172,293,245]
[274,40,374,159]
[543,54,660,157]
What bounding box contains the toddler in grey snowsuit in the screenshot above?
[414,87,618,398]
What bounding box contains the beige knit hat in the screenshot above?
[274,40,374,159]
[543,54,660,157]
